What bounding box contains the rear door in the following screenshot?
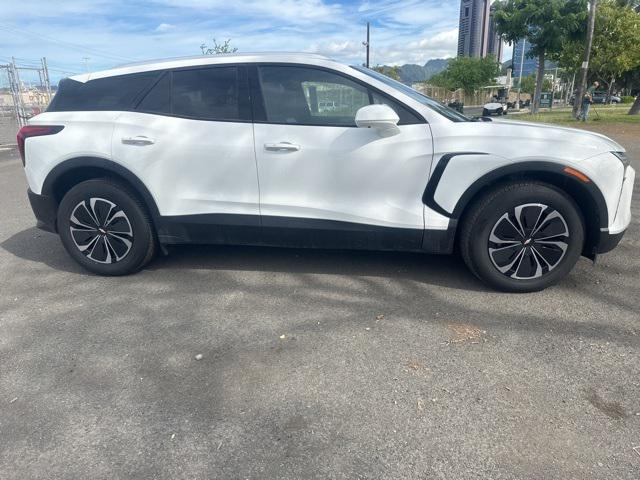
[250,64,434,249]
[112,65,259,225]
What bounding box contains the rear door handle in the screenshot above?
[122,135,155,146]
[264,142,300,152]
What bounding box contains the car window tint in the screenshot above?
[258,66,371,126]
[257,66,422,126]
[172,67,240,120]
[136,73,170,114]
[47,72,160,112]
[371,91,422,125]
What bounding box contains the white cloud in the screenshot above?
[1,0,465,79]
[155,23,175,32]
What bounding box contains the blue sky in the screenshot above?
[1,0,511,82]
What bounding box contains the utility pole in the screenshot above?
[573,0,597,118]
[363,22,370,68]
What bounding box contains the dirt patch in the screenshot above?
[585,389,628,420]
[447,324,486,344]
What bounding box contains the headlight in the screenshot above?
[612,151,630,168]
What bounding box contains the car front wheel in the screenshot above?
[459,182,585,292]
[57,178,156,275]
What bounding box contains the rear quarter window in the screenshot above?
[48,72,161,112]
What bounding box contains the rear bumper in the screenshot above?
[27,188,57,233]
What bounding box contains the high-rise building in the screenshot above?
[511,39,557,79]
[487,3,503,61]
[457,0,502,60]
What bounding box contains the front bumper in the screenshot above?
[27,188,58,233]
[596,229,626,254]
[595,166,635,254]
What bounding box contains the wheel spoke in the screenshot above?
[488,203,570,281]
[70,197,133,264]
[513,248,542,279]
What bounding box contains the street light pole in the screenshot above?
[363,22,370,68]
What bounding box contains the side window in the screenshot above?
[137,73,170,114]
[48,72,160,112]
[258,66,370,126]
[172,67,241,121]
[371,91,422,125]
[257,66,421,126]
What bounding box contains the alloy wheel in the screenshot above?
[488,203,569,280]
[69,197,133,264]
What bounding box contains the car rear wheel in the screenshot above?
[57,178,156,275]
[459,182,584,292]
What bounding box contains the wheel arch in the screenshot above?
[42,157,161,223]
[450,162,608,258]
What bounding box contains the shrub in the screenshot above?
[620,96,635,104]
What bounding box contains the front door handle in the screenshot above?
[264,142,300,152]
[122,135,155,146]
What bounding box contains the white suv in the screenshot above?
[19,53,634,292]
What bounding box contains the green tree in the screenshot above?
[428,56,500,93]
[372,65,401,81]
[200,38,238,55]
[493,0,587,113]
[515,74,552,94]
[554,0,640,112]
[591,1,640,103]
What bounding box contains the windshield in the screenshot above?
[352,66,470,122]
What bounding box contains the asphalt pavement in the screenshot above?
[1,136,639,479]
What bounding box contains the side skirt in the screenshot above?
[155,214,454,254]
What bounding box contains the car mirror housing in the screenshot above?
[355,104,400,137]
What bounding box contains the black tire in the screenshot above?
[482,108,490,116]
[502,108,508,115]
[459,182,584,292]
[57,178,156,275]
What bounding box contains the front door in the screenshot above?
[251,64,434,250]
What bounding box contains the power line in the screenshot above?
[0,23,134,63]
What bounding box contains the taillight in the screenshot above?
[17,125,64,166]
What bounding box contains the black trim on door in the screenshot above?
[155,214,429,252]
[422,152,488,217]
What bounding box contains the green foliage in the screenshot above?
[427,56,500,93]
[621,95,636,103]
[493,0,587,112]
[511,104,638,123]
[372,65,401,81]
[200,38,238,55]
[515,74,553,94]
[493,0,587,59]
[589,1,640,80]
[554,1,640,85]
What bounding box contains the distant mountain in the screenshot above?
[397,58,450,84]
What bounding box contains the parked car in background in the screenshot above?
[482,99,508,116]
[570,92,621,105]
[592,92,621,104]
[18,53,634,292]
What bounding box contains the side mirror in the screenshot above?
[355,104,400,137]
